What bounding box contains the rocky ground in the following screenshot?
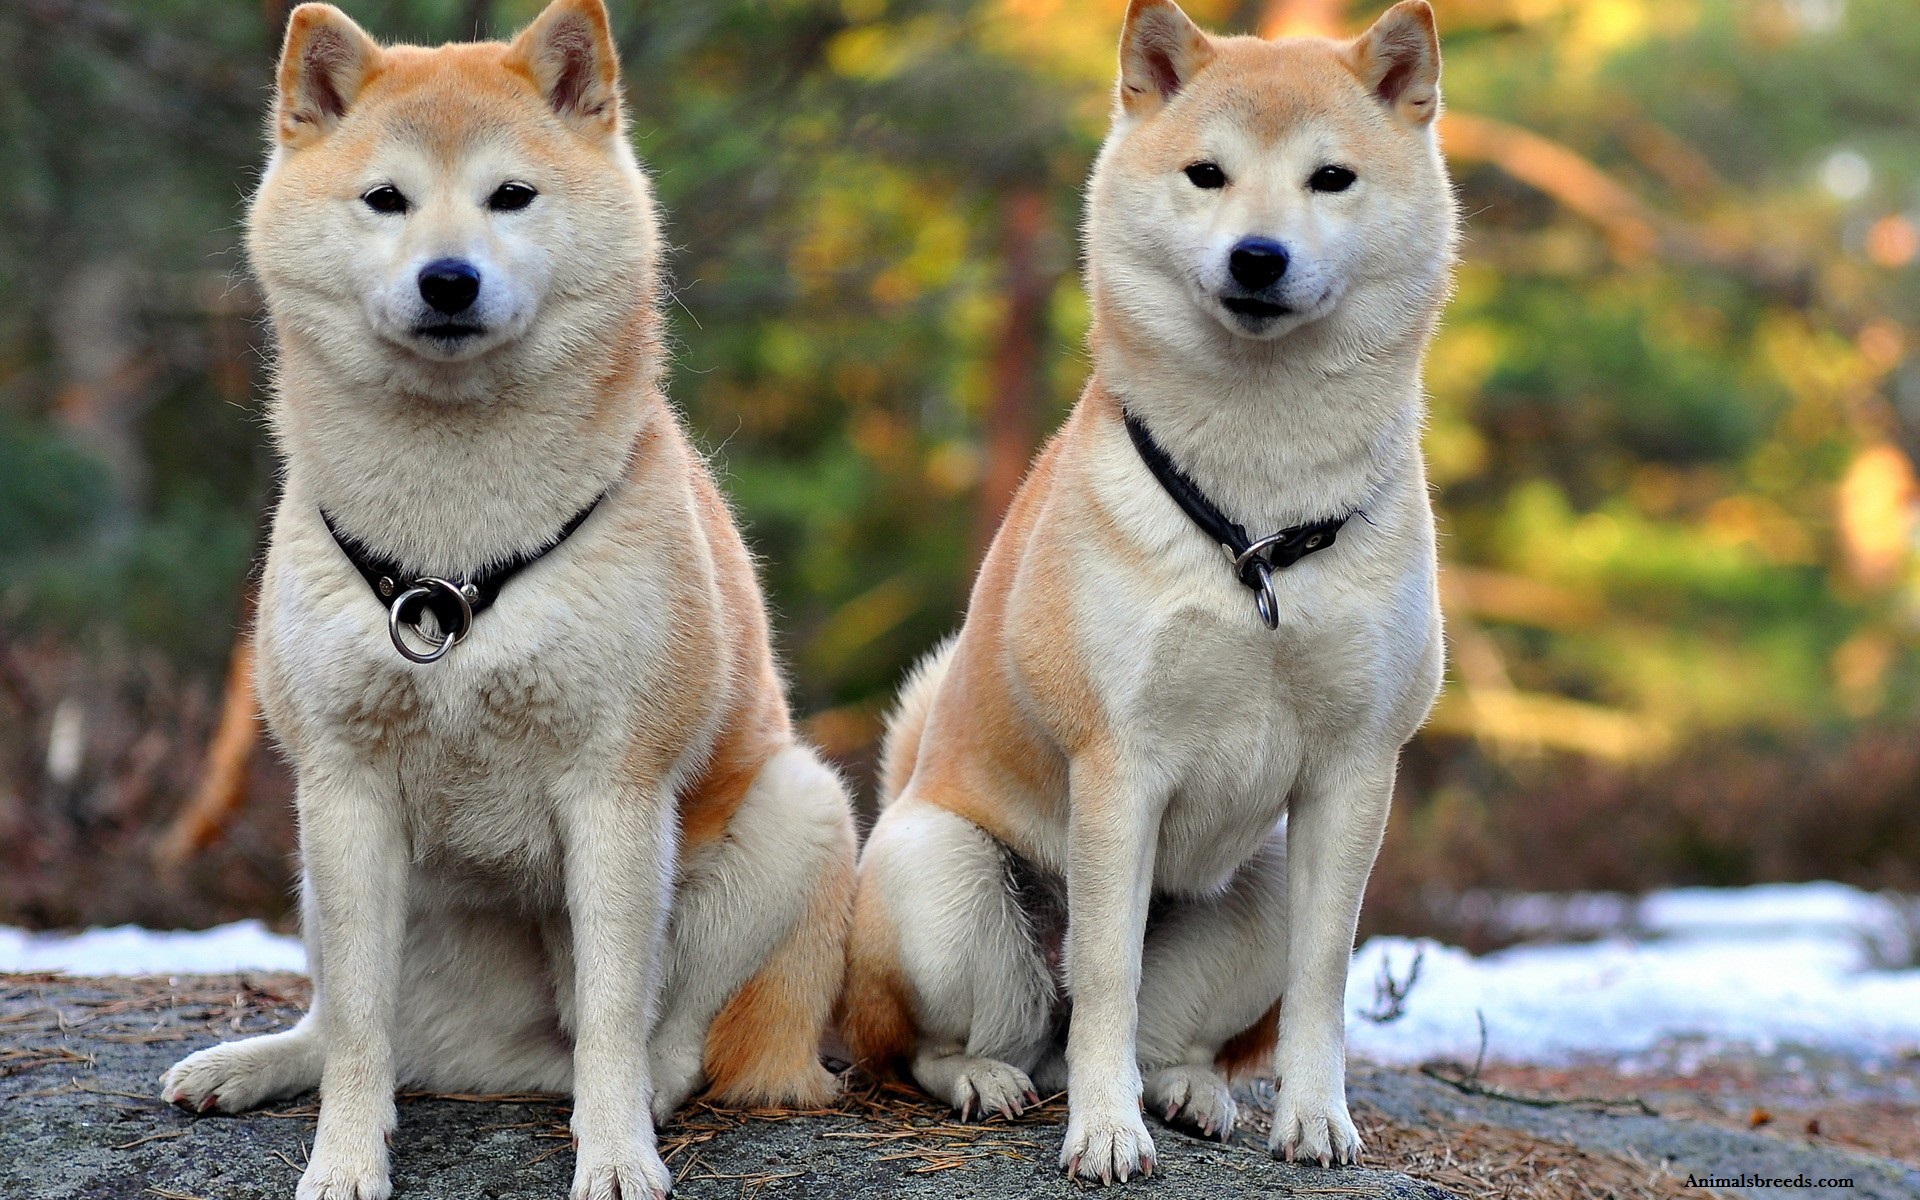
[3,973,1917,1200]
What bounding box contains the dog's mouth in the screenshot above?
[413,322,487,343]
[1221,296,1292,321]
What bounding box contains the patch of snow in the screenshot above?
[0,920,305,976]
[1639,881,1914,964]
[7,884,1918,1068]
[1349,883,1920,1065]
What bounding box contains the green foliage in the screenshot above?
[0,0,1915,760]
[1476,281,1772,469]
[0,418,109,560]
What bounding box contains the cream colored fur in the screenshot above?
[846,0,1454,1184]
[158,5,856,1199]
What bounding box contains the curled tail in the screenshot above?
[877,635,958,807]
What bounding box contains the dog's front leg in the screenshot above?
[1269,755,1394,1167]
[1059,752,1161,1185]
[559,769,676,1200]
[297,758,408,1200]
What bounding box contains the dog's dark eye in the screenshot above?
[1309,165,1357,193]
[1184,162,1227,190]
[488,182,538,212]
[361,185,409,214]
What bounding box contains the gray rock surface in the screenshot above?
[0,975,1444,1200]
[1347,1066,1920,1200]
[5,974,1918,1199]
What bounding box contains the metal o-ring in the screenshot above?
[387,578,474,664]
[1230,542,1284,631]
[1254,575,1280,630]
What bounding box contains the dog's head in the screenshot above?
[248,0,655,398]
[1088,0,1455,351]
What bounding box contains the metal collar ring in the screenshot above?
[1251,564,1282,633]
[387,578,475,664]
[1245,557,1280,631]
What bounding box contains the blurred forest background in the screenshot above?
[1,0,1917,943]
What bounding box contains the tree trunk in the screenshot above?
[970,188,1052,562]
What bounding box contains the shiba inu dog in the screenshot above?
[158,3,856,1197]
[842,0,1453,1184]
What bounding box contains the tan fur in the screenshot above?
[704,834,855,1106]
[160,6,855,1199]
[838,872,918,1073]
[847,1,1453,1182]
[1215,998,1282,1082]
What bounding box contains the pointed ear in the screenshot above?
[506,0,622,134]
[275,4,381,148]
[1117,0,1215,118]
[1349,1,1441,125]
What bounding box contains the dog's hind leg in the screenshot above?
[163,874,576,1113]
[161,1014,325,1113]
[857,796,1055,1120]
[163,879,329,1113]
[647,745,855,1121]
[1135,826,1288,1142]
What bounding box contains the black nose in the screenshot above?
[418,259,481,315]
[1228,239,1289,291]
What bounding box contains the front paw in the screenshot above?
[1060,1102,1157,1185]
[296,1146,391,1200]
[1268,1079,1361,1166]
[571,1140,672,1200]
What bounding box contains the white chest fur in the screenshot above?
[256,492,702,910]
[1048,428,1441,897]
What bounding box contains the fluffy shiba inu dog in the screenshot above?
[842,0,1453,1184]
[158,3,856,1197]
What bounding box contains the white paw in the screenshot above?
[1146,1064,1237,1140]
[161,1039,305,1114]
[1268,1079,1361,1166]
[570,1142,673,1200]
[296,1146,391,1200]
[948,1058,1039,1121]
[1060,1102,1156,1185]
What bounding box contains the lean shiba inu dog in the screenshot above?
[843,0,1453,1184]
[159,3,856,1197]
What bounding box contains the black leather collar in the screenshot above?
[321,494,605,662]
[1123,410,1349,629]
